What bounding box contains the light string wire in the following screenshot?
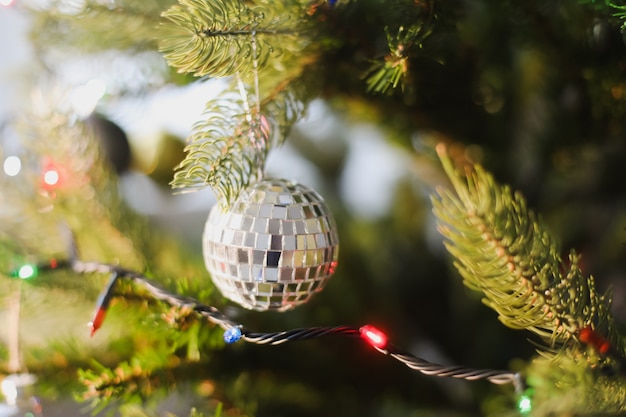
[9,257,525,394]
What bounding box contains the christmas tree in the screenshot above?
[1,0,626,416]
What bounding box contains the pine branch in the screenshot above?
[432,144,624,357]
[579,0,626,30]
[169,94,265,204]
[169,67,306,205]
[160,0,312,205]
[365,24,431,94]
[159,0,308,78]
[526,352,626,415]
[28,0,170,53]
[363,0,435,95]
[258,81,307,146]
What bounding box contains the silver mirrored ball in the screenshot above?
[203,178,339,311]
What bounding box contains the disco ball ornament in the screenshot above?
[203,178,339,311]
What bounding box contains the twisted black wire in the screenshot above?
[73,260,240,330]
[243,326,360,345]
[387,351,518,385]
[50,259,523,390]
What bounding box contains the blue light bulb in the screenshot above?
[224,327,243,344]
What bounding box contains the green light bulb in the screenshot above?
[518,394,532,414]
[17,264,38,279]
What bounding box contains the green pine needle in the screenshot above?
[432,144,624,356]
[169,84,304,207]
[365,23,432,94]
[525,352,626,415]
[160,0,311,206]
[169,96,268,206]
[159,0,307,78]
[365,58,407,94]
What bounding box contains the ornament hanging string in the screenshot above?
[11,256,524,394]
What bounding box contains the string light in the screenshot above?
[10,259,66,280]
[15,256,528,410]
[517,393,532,414]
[41,158,65,191]
[88,272,120,336]
[224,327,243,344]
[17,264,37,280]
[579,326,612,355]
[63,258,522,391]
[359,325,388,349]
[43,168,60,187]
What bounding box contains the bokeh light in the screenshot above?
[43,168,60,186]
[3,155,21,176]
[17,264,37,279]
[0,377,18,404]
[518,394,532,414]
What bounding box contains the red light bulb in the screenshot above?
[579,326,612,355]
[41,158,63,191]
[360,325,388,349]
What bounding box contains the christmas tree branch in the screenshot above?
[358,0,435,94]
[28,0,169,53]
[169,82,304,206]
[365,22,432,94]
[432,144,624,359]
[169,94,270,205]
[160,0,312,205]
[159,0,308,78]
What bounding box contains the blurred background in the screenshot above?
[1,0,626,416]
